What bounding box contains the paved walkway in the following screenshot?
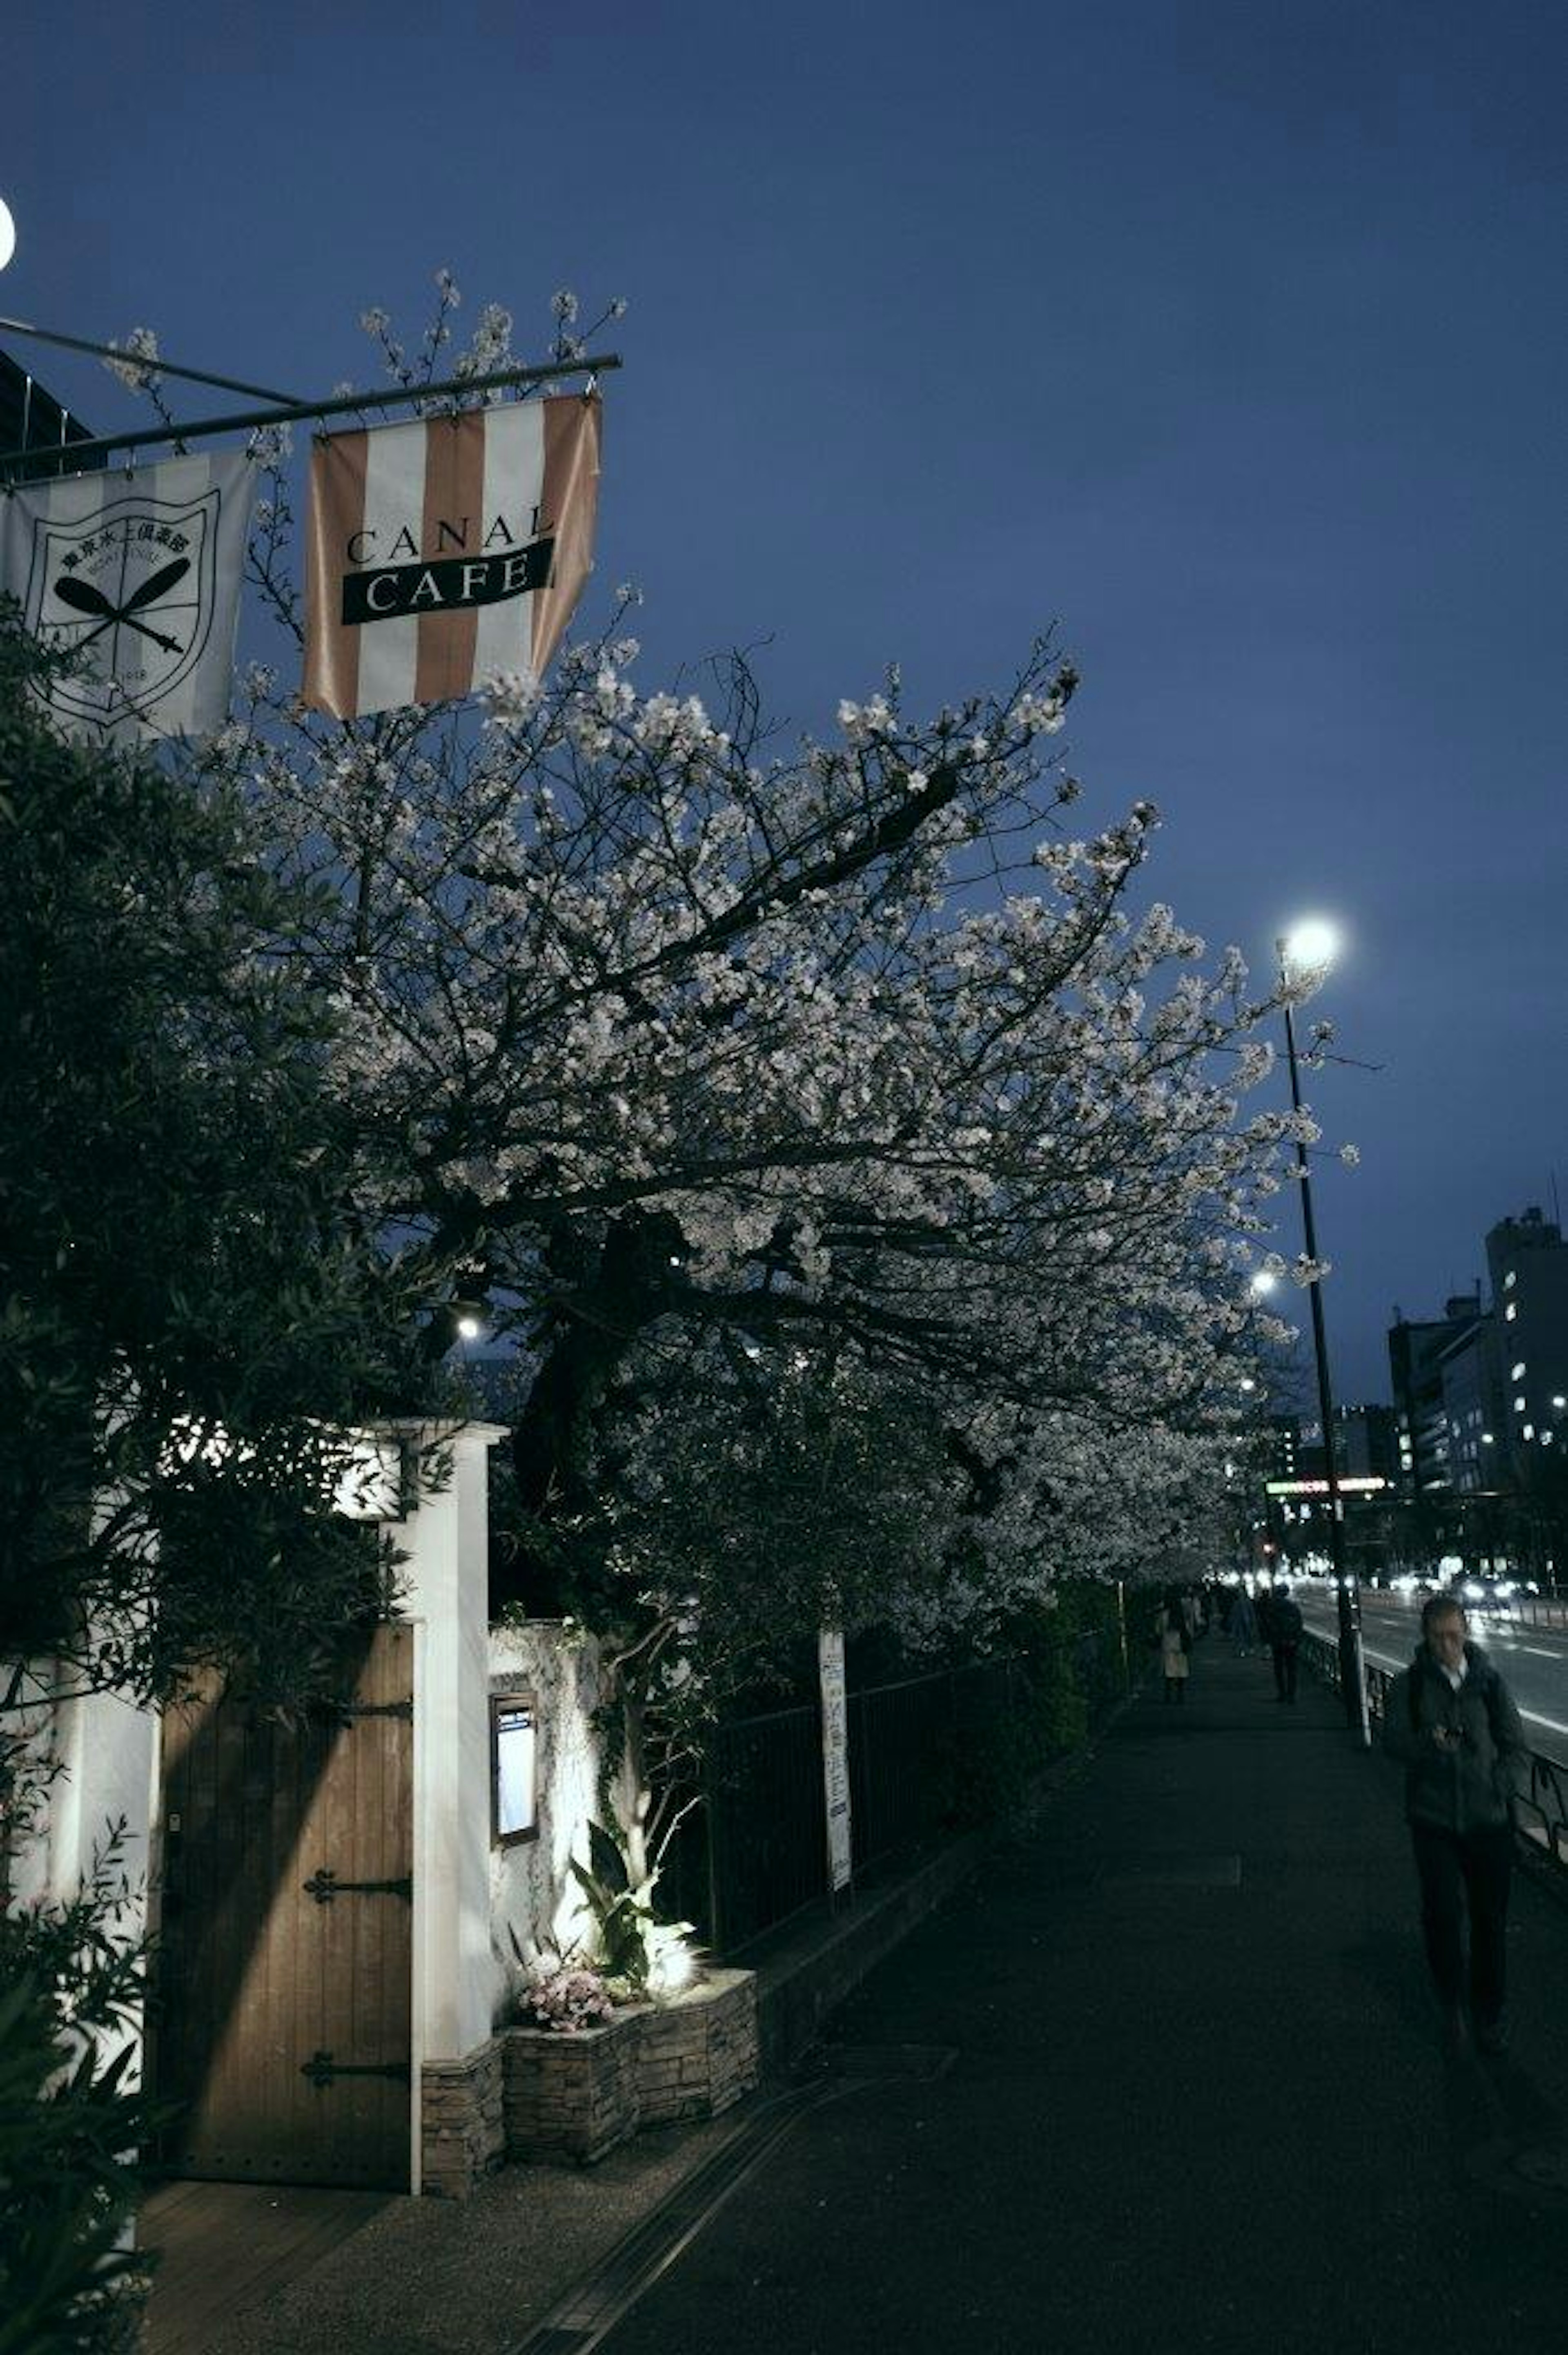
[598,1637,1568,2355]
[180,1639,1568,2355]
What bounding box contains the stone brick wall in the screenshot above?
[420,2039,505,2197]
[635,1969,759,2126]
[503,2011,641,2164]
[501,1967,760,2168]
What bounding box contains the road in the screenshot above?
[1296,1585,1568,1757]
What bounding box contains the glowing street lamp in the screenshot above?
[1281,917,1339,976]
[1277,919,1369,1746]
[0,198,16,273]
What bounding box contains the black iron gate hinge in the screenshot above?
[300,2049,412,2090]
[313,1697,414,1726]
[303,1867,413,1905]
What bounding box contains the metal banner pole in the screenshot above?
[0,313,298,403]
[0,354,623,480]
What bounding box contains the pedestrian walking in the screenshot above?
[1268,1581,1303,1701]
[1255,1580,1276,1650]
[1383,1593,1527,2055]
[1158,1598,1191,1704]
[1229,1582,1258,1659]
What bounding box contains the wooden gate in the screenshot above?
[152,1624,414,2191]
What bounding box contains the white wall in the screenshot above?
[387,1421,509,2073]
[487,1622,617,2025]
[6,1662,157,2089]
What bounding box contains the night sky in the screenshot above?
[8,0,1566,1403]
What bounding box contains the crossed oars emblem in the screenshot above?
[51,555,191,655]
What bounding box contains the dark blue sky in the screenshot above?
[8,0,1566,1400]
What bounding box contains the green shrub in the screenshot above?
[0,1803,156,2355]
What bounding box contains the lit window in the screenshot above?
[1544,1432,1556,1447]
[1482,1433,1494,1445]
[1524,1424,1536,1441]
[1515,1396,1526,1412]
[1506,1303,1517,1321]
[1512,1362,1526,1380]
[491,1694,538,1845]
[1505,1270,1517,1289]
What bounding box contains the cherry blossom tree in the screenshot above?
[115,275,1312,1678]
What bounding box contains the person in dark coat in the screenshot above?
[1382,1594,1528,2054]
[1268,1581,1304,1702]
[1229,1581,1258,1659]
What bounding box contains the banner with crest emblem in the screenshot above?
[0,448,255,744]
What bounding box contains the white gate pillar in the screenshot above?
[382,1420,507,2192]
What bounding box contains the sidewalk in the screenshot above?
[170,1640,1568,2354]
[586,1638,1568,2355]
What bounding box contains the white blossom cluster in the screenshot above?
[183,283,1337,1668]
[103,326,161,391]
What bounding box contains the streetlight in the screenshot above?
[0,198,15,273]
[1278,919,1370,1747]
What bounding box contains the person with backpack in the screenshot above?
[1383,1592,1527,2056]
[1268,1580,1304,1702]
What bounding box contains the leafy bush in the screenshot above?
[566,1818,697,1999]
[0,1797,156,2355]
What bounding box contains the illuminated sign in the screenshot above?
[1265,1476,1389,1497]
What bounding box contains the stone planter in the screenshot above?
[502,2008,641,2165]
[501,1967,759,2166]
[634,1968,758,2126]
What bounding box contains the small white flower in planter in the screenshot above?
[520,1965,615,2034]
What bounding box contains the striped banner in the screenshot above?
[302,393,601,720]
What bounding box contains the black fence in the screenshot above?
[1301,1630,1568,1881]
[659,1637,1123,1959]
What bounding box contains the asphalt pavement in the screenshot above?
[591,1637,1568,2355]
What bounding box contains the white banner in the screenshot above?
[0,449,255,744]
[818,1628,853,1894]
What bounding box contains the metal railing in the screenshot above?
[1490,1595,1568,1634]
[659,1644,1116,1958]
[659,1700,824,1956]
[848,1657,1028,1872]
[1301,1631,1568,1882]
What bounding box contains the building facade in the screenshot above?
[1388,1291,1486,1495]
[1485,1208,1568,1481]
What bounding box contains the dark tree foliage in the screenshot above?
[0,606,440,1708]
[0,1815,156,2355]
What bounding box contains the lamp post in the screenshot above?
[1278,922,1370,1747]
